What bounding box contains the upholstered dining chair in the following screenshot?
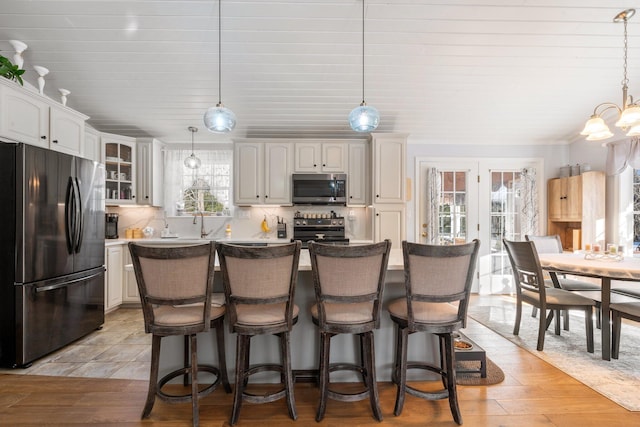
[525,234,603,329]
[308,240,391,422]
[216,241,301,426]
[388,239,480,425]
[129,242,230,427]
[503,239,595,353]
[611,301,640,359]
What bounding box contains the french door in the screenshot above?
[417,158,543,294]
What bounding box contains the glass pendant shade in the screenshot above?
[184,153,201,169]
[204,103,237,133]
[580,115,611,136]
[626,124,640,136]
[615,104,640,127]
[349,102,380,132]
[586,130,615,141]
[184,126,200,169]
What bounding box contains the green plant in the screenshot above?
[0,55,25,85]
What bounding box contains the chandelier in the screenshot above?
[581,9,640,141]
[203,0,236,133]
[184,126,201,169]
[348,0,380,132]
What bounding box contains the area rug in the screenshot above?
[456,358,504,386]
[468,295,640,411]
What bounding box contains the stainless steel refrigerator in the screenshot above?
[0,142,105,368]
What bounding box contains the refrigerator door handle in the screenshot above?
[35,270,104,293]
[64,177,75,254]
[73,177,83,253]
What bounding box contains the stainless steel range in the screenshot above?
[292,213,349,248]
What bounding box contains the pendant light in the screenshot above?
[184,126,201,169]
[349,0,379,132]
[203,0,236,133]
[581,9,640,141]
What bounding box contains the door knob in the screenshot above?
[421,232,427,237]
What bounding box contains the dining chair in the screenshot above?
[503,239,595,352]
[129,242,230,427]
[525,234,603,329]
[216,241,301,426]
[308,240,391,422]
[388,239,480,425]
[611,301,640,359]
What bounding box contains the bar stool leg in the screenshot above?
[443,333,462,425]
[190,334,199,427]
[393,326,409,416]
[214,320,232,393]
[280,330,297,421]
[316,331,331,422]
[143,334,161,418]
[363,331,382,421]
[230,335,249,426]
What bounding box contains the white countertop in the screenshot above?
[107,239,404,271]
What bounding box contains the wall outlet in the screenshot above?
[238,209,251,219]
[348,210,356,221]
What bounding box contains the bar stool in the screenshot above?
[217,241,301,426]
[308,240,391,422]
[388,240,480,425]
[129,242,230,427]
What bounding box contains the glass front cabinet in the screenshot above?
[102,133,136,205]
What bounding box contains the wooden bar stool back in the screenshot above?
[388,239,480,425]
[129,242,229,427]
[217,241,301,426]
[308,240,391,422]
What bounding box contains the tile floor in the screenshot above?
[0,308,151,380]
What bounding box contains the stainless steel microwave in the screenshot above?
[291,173,347,205]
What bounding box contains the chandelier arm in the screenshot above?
[592,102,622,116]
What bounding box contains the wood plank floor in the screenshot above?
[1,311,640,425]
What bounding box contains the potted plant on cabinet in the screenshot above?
[0,54,25,85]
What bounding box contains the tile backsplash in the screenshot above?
[106,205,372,241]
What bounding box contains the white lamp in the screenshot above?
[203,0,236,133]
[184,126,201,169]
[349,0,380,132]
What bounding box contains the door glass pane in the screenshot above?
[438,170,468,245]
[488,170,524,294]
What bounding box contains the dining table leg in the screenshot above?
[601,277,611,361]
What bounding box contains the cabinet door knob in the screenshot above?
[41,135,47,140]
[256,195,260,198]
[265,195,268,198]
[376,213,379,216]
[52,140,58,144]
[323,164,326,167]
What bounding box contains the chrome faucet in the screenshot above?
[194,211,213,239]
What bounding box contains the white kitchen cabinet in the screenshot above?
[49,106,85,156]
[347,141,368,206]
[83,126,101,162]
[0,83,49,147]
[372,133,407,204]
[234,141,293,205]
[137,138,165,207]
[294,142,346,173]
[103,133,136,205]
[0,78,87,155]
[374,204,406,249]
[105,245,123,312]
[122,247,141,305]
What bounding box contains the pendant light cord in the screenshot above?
[361,0,365,104]
[218,0,222,105]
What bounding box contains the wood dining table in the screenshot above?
[537,252,640,360]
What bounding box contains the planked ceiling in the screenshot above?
[1,0,640,146]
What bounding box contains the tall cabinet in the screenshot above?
[547,171,605,251]
[371,133,408,248]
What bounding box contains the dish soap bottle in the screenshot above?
[225,224,232,239]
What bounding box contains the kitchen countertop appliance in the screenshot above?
[0,142,105,368]
[292,212,348,249]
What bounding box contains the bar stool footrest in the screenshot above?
[157,364,221,403]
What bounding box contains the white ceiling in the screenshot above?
[2,0,640,146]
